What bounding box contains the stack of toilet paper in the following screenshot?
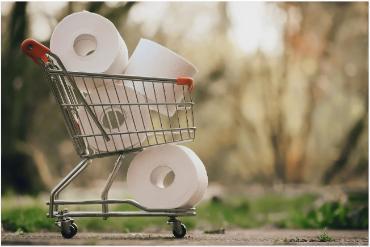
[50,11,207,209]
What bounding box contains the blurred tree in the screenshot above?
[259,2,368,183]
[2,2,46,194]
[1,2,367,193]
[291,3,347,182]
[323,98,368,184]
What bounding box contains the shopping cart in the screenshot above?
[20,38,196,239]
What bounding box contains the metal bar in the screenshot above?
[91,76,118,151]
[61,102,194,107]
[132,80,150,142]
[161,81,175,142]
[109,79,131,150]
[78,139,194,159]
[49,158,90,217]
[121,82,142,149]
[80,76,110,152]
[43,65,86,156]
[57,72,86,154]
[52,211,196,218]
[101,155,124,218]
[48,70,179,83]
[54,160,91,201]
[74,127,196,138]
[173,84,184,141]
[48,199,195,213]
[189,88,195,139]
[182,85,192,139]
[80,148,143,159]
[141,79,158,145]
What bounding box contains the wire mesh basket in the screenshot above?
[44,53,196,158]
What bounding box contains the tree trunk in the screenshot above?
[2,2,46,194]
[322,109,368,184]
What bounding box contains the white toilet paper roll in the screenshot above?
[50,11,129,91]
[124,39,197,116]
[127,144,208,209]
[77,83,151,152]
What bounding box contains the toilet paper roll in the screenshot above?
[77,83,151,152]
[124,39,197,116]
[50,11,129,91]
[179,145,208,206]
[127,144,208,209]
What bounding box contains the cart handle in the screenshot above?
[176,77,194,92]
[21,38,50,64]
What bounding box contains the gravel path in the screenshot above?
[1,229,368,245]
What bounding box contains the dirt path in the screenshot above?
[1,229,368,245]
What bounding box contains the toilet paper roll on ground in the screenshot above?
[77,83,151,152]
[124,39,197,117]
[50,11,129,92]
[127,144,208,209]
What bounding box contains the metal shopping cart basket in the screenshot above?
[21,38,196,239]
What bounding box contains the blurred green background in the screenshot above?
[1,2,368,233]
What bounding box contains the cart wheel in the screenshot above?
[61,223,78,239]
[172,223,186,239]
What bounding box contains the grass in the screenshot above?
[1,192,368,233]
[279,229,334,244]
[317,230,334,242]
[279,200,368,229]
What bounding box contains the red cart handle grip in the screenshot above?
[21,38,49,64]
[176,77,194,92]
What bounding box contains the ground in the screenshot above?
[1,229,368,245]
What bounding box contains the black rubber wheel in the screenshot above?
[172,223,186,238]
[61,223,78,239]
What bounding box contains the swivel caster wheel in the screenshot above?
[172,223,187,239]
[61,222,78,239]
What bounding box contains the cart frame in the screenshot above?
[21,38,197,239]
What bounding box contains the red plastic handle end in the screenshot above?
[176,77,194,92]
[21,38,50,64]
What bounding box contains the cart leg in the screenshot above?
[53,160,91,205]
[49,158,90,218]
[168,217,187,238]
[101,154,124,219]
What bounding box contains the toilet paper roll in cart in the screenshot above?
[77,82,152,153]
[21,38,198,239]
[50,11,129,93]
[124,39,197,117]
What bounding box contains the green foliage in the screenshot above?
[197,193,318,229]
[1,207,54,232]
[281,201,368,229]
